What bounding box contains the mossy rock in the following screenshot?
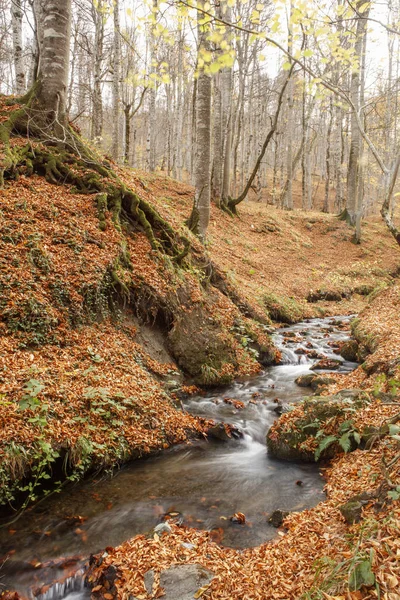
[310,376,336,392]
[168,306,238,385]
[339,492,373,524]
[295,374,315,387]
[266,391,366,462]
[263,292,304,324]
[340,340,359,362]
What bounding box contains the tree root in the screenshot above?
[0,99,191,262]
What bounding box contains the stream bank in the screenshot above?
[0,315,357,599]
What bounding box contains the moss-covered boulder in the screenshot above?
[340,340,359,362]
[295,374,315,387]
[266,390,368,462]
[168,306,239,385]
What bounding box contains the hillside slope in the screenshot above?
[124,169,399,319]
[0,157,399,512]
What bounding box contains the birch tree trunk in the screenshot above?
[11,0,25,94]
[212,72,223,202]
[220,5,233,207]
[323,98,333,213]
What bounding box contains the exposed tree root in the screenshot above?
[0,96,190,262]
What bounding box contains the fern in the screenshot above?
[339,431,352,453]
[315,435,337,460]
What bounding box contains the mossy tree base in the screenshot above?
[0,95,190,262]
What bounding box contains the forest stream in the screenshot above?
[0,316,358,600]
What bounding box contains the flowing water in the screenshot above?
[0,316,357,598]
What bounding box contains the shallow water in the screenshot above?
[0,315,356,597]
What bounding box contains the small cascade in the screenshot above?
[33,571,87,600]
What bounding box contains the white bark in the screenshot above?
[11,0,25,94]
[34,0,71,125]
[112,0,121,161]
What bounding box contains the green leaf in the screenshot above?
[353,431,361,445]
[339,420,354,434]
[315,435,337,460]
[388,424,400,436]
[388,488,400,500]
[25,379,45,396]
[339,431,352,453]
[349,560,375,591]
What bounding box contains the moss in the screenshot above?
[96,192,108,231]
[263,292,304,323]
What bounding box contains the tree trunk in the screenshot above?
[346,0,370,230]
[146,0,158,172]
[11,0,25,94]
[212,72,223,202]
[124,103,132,164]
[91,0,105,143]
[111,0,121,161]
[188,3,211,240]
[34,0,71,129]
[323,98,333,213]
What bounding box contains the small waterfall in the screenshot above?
[33,571,87,600]
[279,347,309,365]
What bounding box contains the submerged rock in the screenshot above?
[207,422,242,441]
[268,509,290,527]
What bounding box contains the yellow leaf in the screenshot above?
[194,584,211,599]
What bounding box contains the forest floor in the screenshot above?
[0,160,399,599]
[123,168,399,319]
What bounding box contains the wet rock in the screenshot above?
[207,422,242,441]
[311,358,342,371]
[295,374,315,387]
[310,376,336,392]
[268,509,290,527]
[154,522,172,535]
[144,564,214,600]
[273,402,291,415]
[308,350,324,359]
[340,340,359,362]
[230,511,246,524]
[90,564,119,598]
[294,348,306,355]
